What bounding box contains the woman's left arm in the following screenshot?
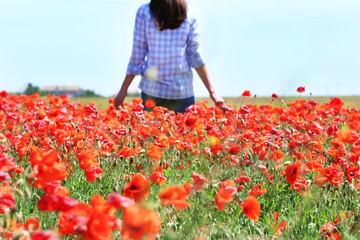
[195,64,225,108]
[186,9,225,108]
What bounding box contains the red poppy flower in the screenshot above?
[154,134,170,149]
[32,150,69,185]
[269,212,280,221]
[132,98,143,106]
[234,174,251,185]
[124,175,150,202]
[84,165,103,183]
[0,153,20,174]
[210,142,223,155]
[286,161,301,184]
[43,182,70,197]
[215,179,237,210]
[158,183,191,211]
[274,220,289,237]
[58,203,91,235]
[320,223,341,240]
[77,149,99,170]
[0,171,10,182]
[226,142,241,155]
[219,179,236,190]
[31,230,60,240]
[249,183,267,197]
[29,146,44,165]
[84,210,112,240]
[146,143,164,160]
[184,181,192,193]
[0,183,15,212]
[107,193,135,210]
[145,99,156,108]
[314,166,344,188]
[192,171,208,191]
[241,90,251,97]
[346,166,359,183]
[121,204,161,240]
[240,105,251,114]
[329,97,344,107]
[296,86,305,93]
[305,161,323,173]
[0,90,9,98]
[24,218,40,231]
[150,171,167,185]
[270,149,284,163]
[38,194,78,212]
[240,196,261,221]
[272,93,279,99]
[84,105,97,116]
[327,125,339,136]
[290,178,309,194]
[215,188,236,211]
[152,106,166,118]
[118,146,133,158]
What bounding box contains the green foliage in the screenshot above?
[79,90,102,98]
[23,83,43,95]
[2,95,360,239]
[6,136,360,240]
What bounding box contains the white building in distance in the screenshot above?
[42,85,85,97]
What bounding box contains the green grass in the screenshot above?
[11,140,360,239]
[2,94,360,239]
[70,95,360,109]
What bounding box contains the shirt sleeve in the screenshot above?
[126,6,148,75]
[186,11,206,68]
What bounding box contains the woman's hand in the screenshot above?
[114,75,136,109]
[114,89,127,109]
[210,92,226,108]
[194,65,226,108]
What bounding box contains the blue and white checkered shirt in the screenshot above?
[126,3,205,99]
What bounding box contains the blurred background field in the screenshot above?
[70,96,360,110]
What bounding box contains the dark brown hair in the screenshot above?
[150,0,187,31]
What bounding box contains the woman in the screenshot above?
[114,0,225,113]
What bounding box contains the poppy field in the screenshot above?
[1,90,360,239]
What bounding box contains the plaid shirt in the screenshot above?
[126,3,205,99]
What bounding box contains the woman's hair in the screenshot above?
[150,0,187,31]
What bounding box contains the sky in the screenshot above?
[0,0,360,97]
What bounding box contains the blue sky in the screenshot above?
[0,0,360,97]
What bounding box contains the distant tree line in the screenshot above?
[79,90,102,97]
[24,84,43,96]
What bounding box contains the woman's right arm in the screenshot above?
[126,6,148,76]
[115,6,148,109]
[114,74,135,109]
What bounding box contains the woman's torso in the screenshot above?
[138,3,195,99]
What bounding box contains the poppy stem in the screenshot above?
[240,96,244,107]
[251,95,257,105]
[269,98,274,105]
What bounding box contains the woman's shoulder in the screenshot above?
[136,3,151,17]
